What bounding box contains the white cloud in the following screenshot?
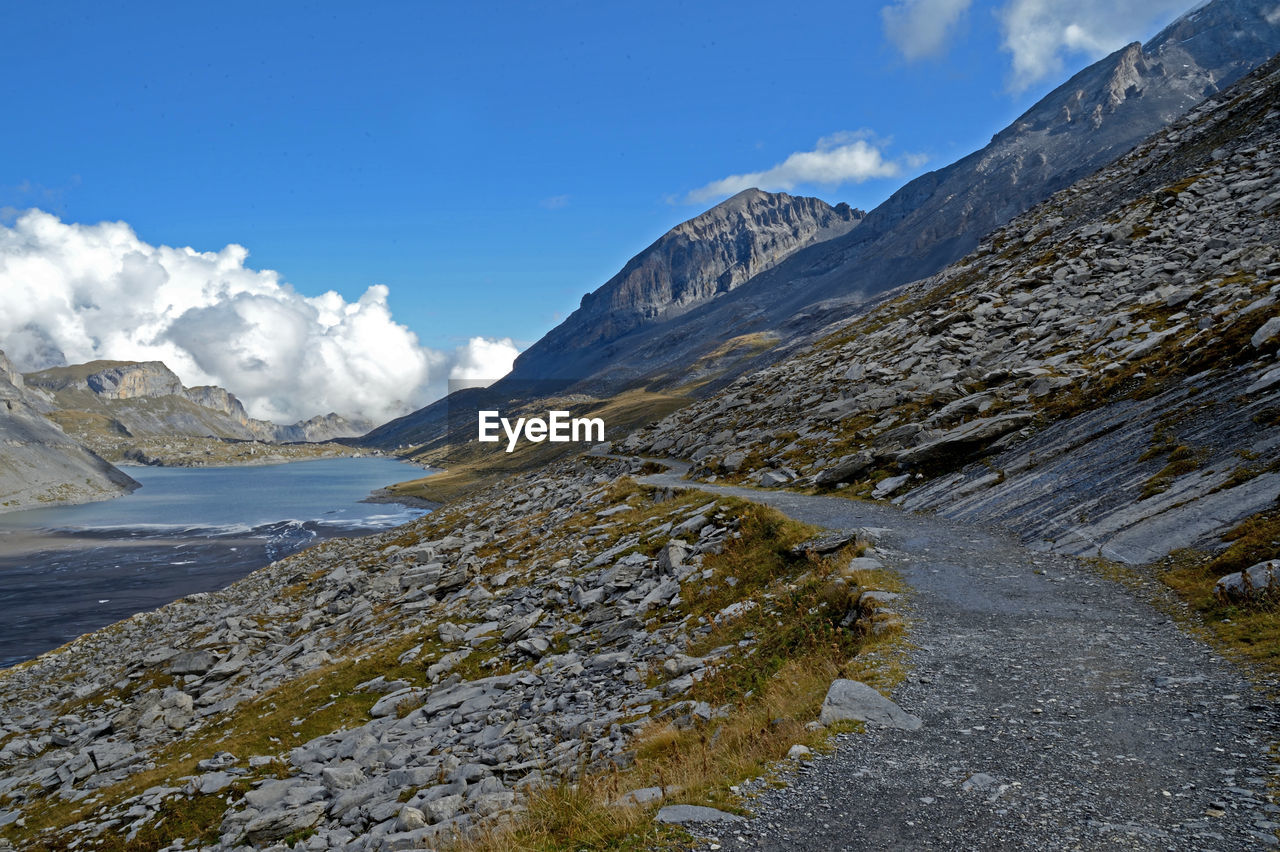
[0,210,518,425]
[997,0,1191,92]
[881,0,973,60]
[539,194,570,210]
[448,336,519,383]
[686,132,923,204]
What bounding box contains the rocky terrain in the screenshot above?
[0,349,139,512]
[27,361,371,448]
[0,357,372,509]
[2,4,1279,850]
[0,455,896,850]
[628,50,1280,565]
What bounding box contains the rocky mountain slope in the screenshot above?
[0,350,139,512]
[361,0,1280,456]
[628,51,1280,564]
[576,0,1280,392]
[511,189,862,383]
[361,190,861,451]
[23,360,371,466]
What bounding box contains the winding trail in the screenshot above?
[637,461,1280,851]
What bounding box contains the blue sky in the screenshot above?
[0,0,1194,421]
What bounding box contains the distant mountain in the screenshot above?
[511,189,862,383]
[361,0,1280,455]
[25,360,372,447]
[0,350,138,512]
[361,189,861,450]
[521,0,1280,391]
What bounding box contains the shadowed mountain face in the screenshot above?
[362,0,1280,453]
[512,189,862,382]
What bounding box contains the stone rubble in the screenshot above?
[0,455,887,850]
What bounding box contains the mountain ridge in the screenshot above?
[25,360,373,447]
[363,0,1280,458]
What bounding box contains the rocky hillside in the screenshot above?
[361,0,1280,457]
[628,51,1280,564]
[0,455,897,849]
[24,361,371,465]
[0,350,139,512]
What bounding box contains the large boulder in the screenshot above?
[1214,559,1280,601]
[818,679,922,730]
[813,452,875,486]
[655,804,745,824]
[896,411,1033,467]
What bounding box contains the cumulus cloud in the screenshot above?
[686,132,922,204]
[998,0,1191,92]
[881,0,973,60]
[448,336,520,382]
[0,210,517,425]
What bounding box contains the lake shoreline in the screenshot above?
[0,457,429,668]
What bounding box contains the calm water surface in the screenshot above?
[0,458,428,667]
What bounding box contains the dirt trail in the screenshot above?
[638,462,1280,851]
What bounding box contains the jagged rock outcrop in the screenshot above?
[629,51,1280,564]
[26,360,183,400]
[182,384,260,430]
[0,350,138,512]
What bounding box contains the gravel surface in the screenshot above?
[640,463,1280,851]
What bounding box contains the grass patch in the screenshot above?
[1154,508,1280,674]
[1139,444,1207,500]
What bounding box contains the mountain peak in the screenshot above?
[510,189,864,383]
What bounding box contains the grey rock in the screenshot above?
[818,679,923,730]
[167,650,216,675]
[243,801,327,844]
[873,474,911,499]
[1215,560,1280,600]
[655,804,745,824]
[1250,316,1280,347]
[814,452,875,486]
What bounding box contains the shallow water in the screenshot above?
[0,458,428,668]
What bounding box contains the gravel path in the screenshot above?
[639,463,1280,851]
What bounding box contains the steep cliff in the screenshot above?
[510,189,861,382]
[0,350,138,512]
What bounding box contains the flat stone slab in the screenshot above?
[655,804,745,824]
[819,679,923,730]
